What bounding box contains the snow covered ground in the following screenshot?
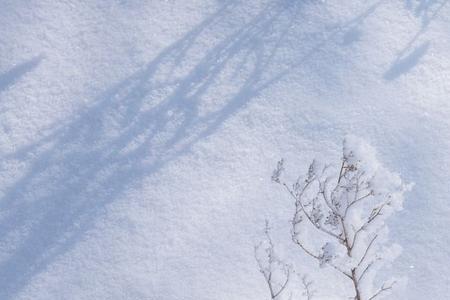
[1,0,450,299]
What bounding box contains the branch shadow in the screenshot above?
[384,0,448,80]
[0,55,44,95]
[0,2,302,298]
[406,0,449,28]
[384,41,430,80]
[0,1,382,298]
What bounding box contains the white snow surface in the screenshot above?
[1,0,450,299]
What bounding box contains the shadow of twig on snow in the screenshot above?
[384,41,430,80]
[0,1,385,297]
[0,1,319,298]
[0,55,44,95]
[405,0,449,28]
[384,0,448,80]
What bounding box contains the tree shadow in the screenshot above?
[338,1,384,46]
[0,2,300,298]
[0,55,44,95]
[384,0,448,80]
[0,1,382,298]
[406,0,449,28]
[384,41,430,80]
[342,27,362,46]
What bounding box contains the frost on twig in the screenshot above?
[255,221,315,300]
[272,136,411,300]
[301,275,314,300]
[255,221,291,300]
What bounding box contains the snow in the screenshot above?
[1,0,450,299]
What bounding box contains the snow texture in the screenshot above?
[1,0,450,299]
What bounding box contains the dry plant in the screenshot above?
[269,137,410,300]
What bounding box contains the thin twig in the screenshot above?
[368,282,395,300]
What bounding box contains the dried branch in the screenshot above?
[302,275,314,300]
[337,159,346,184]
[368,281,395,300]
[255,221,291,300]
[346,190,374,216]
[284,183,343,241]
[358,235,378,267]
[272,268,290,299]
[358,257,381,282]
[292,236,351,279]
[270,138,407,300]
